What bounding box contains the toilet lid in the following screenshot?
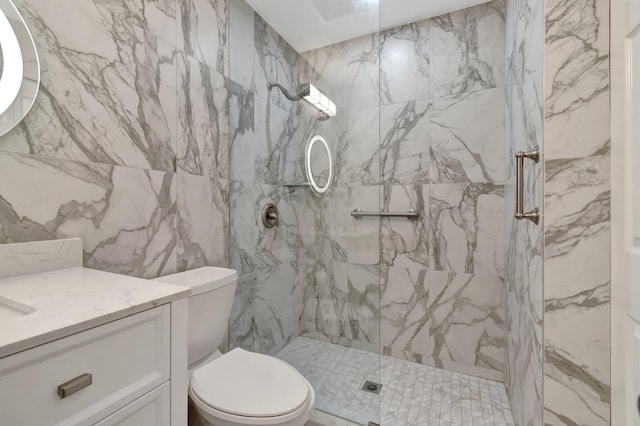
[190,348,310,418]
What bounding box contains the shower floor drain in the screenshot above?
[362,380,382,394]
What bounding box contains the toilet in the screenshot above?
[155,267,315,426]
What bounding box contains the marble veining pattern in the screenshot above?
[299,259,380,351]
[0,0,231,302]
[544,0,610,160]
[178,0,228,74]
[292,0,508,384]
[342,34,380,112]
[176,172,229,271]
[2,0,179,172]
[301,33,380,113]
[0,238,82,280]
[380,265,429,364]
[333,108,381,187]
[430,0,506,98]
[504,0,545,423]
[0,153,178,278]
[429,88,505,184]
[380,22,430,105]
[380,267,506,382]
[430,183,505,276]
[544,155,611,425]
[253,95,303,185]
[380,185,429,270]
[278,337,514,426]
[228,79,256,182]
[229,181,302,355]
[428,271,505,379]
[177,53,230,180]
[253,13,302,111]
[543,0,611,423]
[380,101,430,185]
[227,2,320,355]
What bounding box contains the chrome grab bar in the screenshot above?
[515,147,540,225]
[351,209,419,220]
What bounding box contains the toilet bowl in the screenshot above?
[155,267,314,426]
[189,349,315,426]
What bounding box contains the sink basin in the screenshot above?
[0,296,35,323]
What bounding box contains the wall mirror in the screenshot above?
[0,0,39,137]
[305,135,333,196]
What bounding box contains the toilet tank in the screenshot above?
[154,267,238,366]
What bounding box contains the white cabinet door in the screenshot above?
[0,306,170,426]
[94,383,170,426]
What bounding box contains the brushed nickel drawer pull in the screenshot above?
[515,147,540,225]
[58,373,92,399]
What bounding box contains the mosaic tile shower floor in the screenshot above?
[277,337,514,426]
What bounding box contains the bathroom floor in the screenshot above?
[277,337,514,426]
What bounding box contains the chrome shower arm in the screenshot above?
[266,82,332,121]
[267,82,308,102]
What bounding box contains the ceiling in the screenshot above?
[244,0,491,53]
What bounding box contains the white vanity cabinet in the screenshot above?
[0,300,188,426]
[0,239,190,426]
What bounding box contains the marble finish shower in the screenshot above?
[226,0,612,422]
[227,0,510,422]
[228,0,507,369]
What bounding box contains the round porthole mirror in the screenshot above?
[0,0,40,137]
[305,135,333,196]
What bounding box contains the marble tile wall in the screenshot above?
[227,0,316,355]
[0,1,229,276]
[504,0,611,424]
[543,0,611,424]
[504,0,545,423]
[297,0,508,381]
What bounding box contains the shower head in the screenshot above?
[267,82,337,120]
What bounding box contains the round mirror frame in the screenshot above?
[0,0,40,137]
[0,2,23,116]
[305,135,333,196]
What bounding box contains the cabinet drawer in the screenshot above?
[94,383,170,426]
[0,306,170,426]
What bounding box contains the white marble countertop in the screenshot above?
[0,267,190,359]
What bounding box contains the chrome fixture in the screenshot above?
[267,82,336,120]
[515,147,540,225]
[351,209,420,220]
[262,203,279,228]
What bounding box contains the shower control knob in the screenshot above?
[262,203,279,228]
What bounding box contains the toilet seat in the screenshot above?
[190,348,310,419]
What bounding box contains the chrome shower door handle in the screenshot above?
[515,147,540,225]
